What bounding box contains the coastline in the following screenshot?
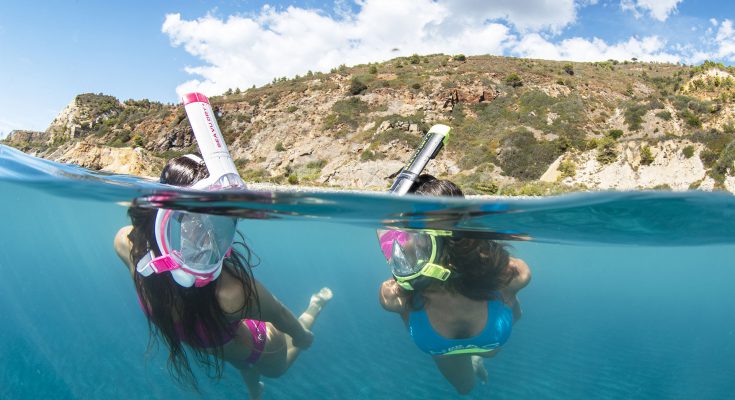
[244,181,528,200]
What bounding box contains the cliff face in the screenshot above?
[4,56,735,194]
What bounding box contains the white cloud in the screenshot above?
[164,1,728,97]
[440,0,579,32]
[514,33,680,63]
[162,1,517,96]
[620,0,682,22]
[710,18,718,27]
[716,19,735,61]
[674,18,735,64]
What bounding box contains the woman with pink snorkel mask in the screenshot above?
[113,93,332,399]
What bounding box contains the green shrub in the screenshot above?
[563,63,574,75]
[655,111,672,121]
[409,54,421,64]
[132,134,145,147]
[558,159,576,178]
[624,102,649,131]
[323,97,369,130]
[700,149,718,168]
[360,149,384,161]
[349,78,367,95]
[712,140,735,182]
[275,142,286,152]
[496,129,562,180]
[453,54,466,62]
[287,105,298,113]
[472,181,499,194]
[607,129,623,139]
[306,159,326,170]
[685,113,702,128]
[241,168,269,182]
[288,174,299,184]
[723,121,735,134]
[640,145,654,165]
[504,73,523,88]
[596,137,617,164]
[369,65,378,74]
[411,82,421,90]
[682,145,695,158]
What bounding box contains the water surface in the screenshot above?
[1,145,733,399]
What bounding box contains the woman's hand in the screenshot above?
[505,258,531,295]
[379,279,408,313]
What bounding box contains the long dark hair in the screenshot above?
[407,175,517,302]
[127,155,258,389]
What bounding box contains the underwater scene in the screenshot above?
[1,144,734,400]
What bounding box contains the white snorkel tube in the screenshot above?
[136,92,244,288]
[182,92,246,190]
[389,124,451,195]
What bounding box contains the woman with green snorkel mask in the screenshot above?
[378,175,531,396]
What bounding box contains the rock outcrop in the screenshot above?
[4,56,735,194]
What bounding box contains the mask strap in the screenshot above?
[420,263,451,281]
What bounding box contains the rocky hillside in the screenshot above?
[4,55,735,195]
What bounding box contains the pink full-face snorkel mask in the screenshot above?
[135,93,245,288]
[136,198,237,287]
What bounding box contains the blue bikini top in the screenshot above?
[408,299,513,356]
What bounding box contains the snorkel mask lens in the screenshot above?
[177,212,236,271]
[145,208,237,288]
[380,230,452,290]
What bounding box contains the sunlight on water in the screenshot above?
[1,145,734,399]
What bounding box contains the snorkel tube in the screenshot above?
[182,92,245,190]
[389,124,451,195]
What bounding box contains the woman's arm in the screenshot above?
[379,279,410,313]
[500,257,531,322]
[113,226,135,275]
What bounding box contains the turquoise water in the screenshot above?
[1,144,734,399]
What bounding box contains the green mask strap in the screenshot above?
[392,233,452,290]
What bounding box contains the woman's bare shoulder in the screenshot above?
[114,225,135,274]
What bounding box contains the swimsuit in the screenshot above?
[137,295,267,364]
[408,299,513,356]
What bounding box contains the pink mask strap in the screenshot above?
[194,277,213,287]
[148,254,181,273]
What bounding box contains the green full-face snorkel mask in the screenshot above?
[381,229,453,291]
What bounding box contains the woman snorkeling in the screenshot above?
[378,174,531,395]
[114,154,332,399]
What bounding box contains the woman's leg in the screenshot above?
[256,287,333,377]
[221,324,269,399]
[433,355,477,395]
[239,367,264,400]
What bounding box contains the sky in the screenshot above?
[1,0,734,138]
